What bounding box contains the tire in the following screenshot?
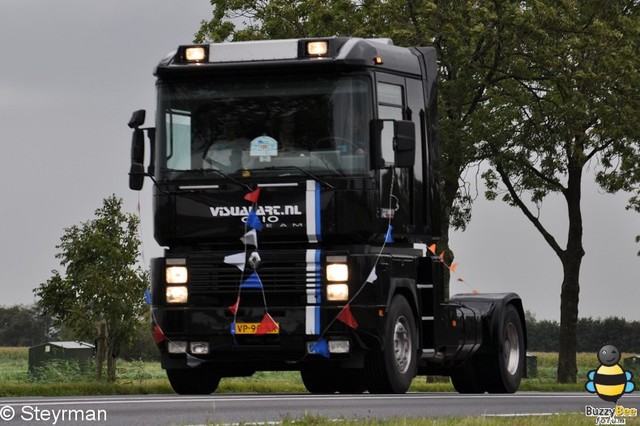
[485,304,525,393]
[301,367,367,394]
[450,357,486,394]
[365,295,417,394]
[300,367,337,394]
[166,366,221,395]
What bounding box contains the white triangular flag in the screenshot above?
[240,229,258,247]
[366,266,378,283]
[224,252,246,271]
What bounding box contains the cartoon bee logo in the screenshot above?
[585,344,635,403]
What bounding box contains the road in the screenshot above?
[1,393,638,425]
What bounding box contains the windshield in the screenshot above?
[157,75,372,179]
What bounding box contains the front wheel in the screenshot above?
[166,366,221,395]
[365,295,417,394]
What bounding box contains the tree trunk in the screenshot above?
[557,164,585,383]
[95,322,105,380]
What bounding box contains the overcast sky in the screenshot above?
[0,1,637,322]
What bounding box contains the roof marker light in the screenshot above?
[185,46,207,62]
[306,41,329,57]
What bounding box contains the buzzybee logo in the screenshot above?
[584,345,637,425]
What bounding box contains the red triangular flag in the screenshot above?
[228,295,240,315]
[449,262,458,273]
[256,313,279,335]
[428,244,437,255]
[244,188,261,203]
[337,305,359,329]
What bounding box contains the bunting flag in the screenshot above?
[337,305,358,329]
[152,324,165,344]
[247,208,264,231]
[309,338,330,358]
[244,187,261,203]
[366,266,378,284]
[428,244,437,255]
[224,252,246,271]
[384,225,394,243]
[240,272,263,289]
[449,263,458,273]
[144,289,151,305]
[228,295,240,315]
[439,251,445,261]
[256,313,279,335]
[240,229,258,247]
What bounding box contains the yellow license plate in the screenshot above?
[233,322,279,335]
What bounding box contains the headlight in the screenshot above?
[166,266,188,284]
[166,286,188,304]
[184,46,207,62]
[326,283,349,302]
[326,263,348,282]
[306,41,328,56]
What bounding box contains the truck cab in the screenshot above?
[128,37,526,395]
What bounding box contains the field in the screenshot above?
[0,347,596,397]
[0,348,620,425]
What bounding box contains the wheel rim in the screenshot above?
[504,322,520,375]
[393,316,412,374]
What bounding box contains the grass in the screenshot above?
[0,348,600,397]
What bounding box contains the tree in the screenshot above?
[481,0,640,382]
[34,195,148,382]
[0,305,55,346]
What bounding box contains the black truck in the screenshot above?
[128,37,526,395]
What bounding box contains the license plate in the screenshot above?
[232,322,279,335]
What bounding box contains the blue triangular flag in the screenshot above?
[310,338,330,358]
[144,289,151,305]
[247,208,263,231]
[240,272,263,289]
[384,224,394,243]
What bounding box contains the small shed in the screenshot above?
[28,341,95,375]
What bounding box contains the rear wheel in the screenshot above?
[300,367,336,394]
[365,295,417,394]
[166,366,221,395]
[485,304,525,393]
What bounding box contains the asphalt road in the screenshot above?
[1,392,638,425]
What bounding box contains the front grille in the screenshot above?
[188,250,320,308]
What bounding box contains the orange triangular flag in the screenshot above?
[428,244,437,255]
[256,313,279,335]
[244,188,261,203]
[228,295,240,315]
[337,305,359,329]
[449,263,458,273]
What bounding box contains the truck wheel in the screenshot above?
[334,368,367,394]
[486,304,525,393]
[300,367,336,394]
[365,295,417,394]
[166,366,221,395]
[450,357,486,394]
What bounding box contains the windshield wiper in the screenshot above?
[260,166,334,189]
[166,169,252,191]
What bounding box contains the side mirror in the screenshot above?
[393,120,415,168]
[128,110,146,129]
[129,128,145,191]
[369,119,416,169]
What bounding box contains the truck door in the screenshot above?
[375,75,413,237]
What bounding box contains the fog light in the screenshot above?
[166,286,188,304]
[190,342,209,355]
[168,341,187,354]
[326,283,349,301]
[328,340,350,354]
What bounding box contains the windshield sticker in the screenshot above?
[250,136,278,157]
